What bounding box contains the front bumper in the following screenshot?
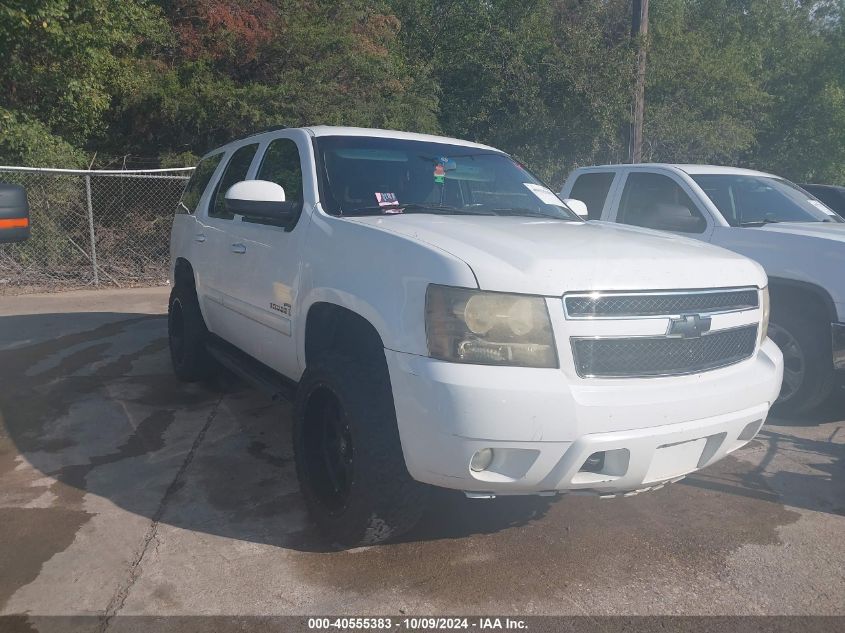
[833,322,845,370]
[386,338,783,495]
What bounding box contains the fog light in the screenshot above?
[580,451,605,473]
[470,448,494,472]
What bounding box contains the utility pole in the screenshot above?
[631,0,649,163]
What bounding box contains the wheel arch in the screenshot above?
[767,277,836,322]
[173,257,196,288]
[302,300,388,370]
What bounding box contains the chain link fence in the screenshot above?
[0,167,193,295]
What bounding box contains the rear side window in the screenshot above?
[618,172,706,233]
[569,172,615,220]
[208,143,259,220]
[255,138,304,223]
[180,153,223,214]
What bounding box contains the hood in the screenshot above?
[753,221,845,243]
[347,215,767,295]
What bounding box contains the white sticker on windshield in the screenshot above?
[523,183,566,207]
[808,199,837,216]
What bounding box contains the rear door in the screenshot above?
[220,131,312,379]
[171,151,224,318]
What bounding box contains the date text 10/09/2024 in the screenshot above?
[307,618,528,630]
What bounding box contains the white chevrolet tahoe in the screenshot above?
[169,127,783,545]
[561,164,845,413]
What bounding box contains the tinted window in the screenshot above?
[569,172,615,220]
[691,175,843,226]
[180,153,223,213]
[618,172,706,233]
[208,144,259,219]
[255,138,304,222]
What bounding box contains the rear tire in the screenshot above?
[769,307,836,415]
[168,284,213,382]
[293,352,428,546]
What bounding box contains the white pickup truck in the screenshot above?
[561,164,845,413]
[168,127,782,545]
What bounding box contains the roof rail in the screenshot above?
[222,125,289,146]
[246,124,288,138]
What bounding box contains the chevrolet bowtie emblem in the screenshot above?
[667,313,712,338]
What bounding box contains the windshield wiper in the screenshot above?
[489,207,568,219]
[340,203,495,216]
[401,203,495,215]
[340,205,397,216]
[738,218,781,227]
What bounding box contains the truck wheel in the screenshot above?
[769,309,836,415]
[293,352,428,546]
[168,284,213,382]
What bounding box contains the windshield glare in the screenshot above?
[314,136,578,221]
[691,174,844,226]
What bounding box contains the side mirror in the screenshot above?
[224,180,298,223]
[0,183,31,244]
[563,198,589,218]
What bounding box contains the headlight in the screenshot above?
[760,286,770,343]
[425,285,558,367]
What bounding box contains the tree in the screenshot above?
[107,0,439,158]
[750,0,845,182]
[1,0,843,184]
[390,0,634,183]
[0,0,168,166]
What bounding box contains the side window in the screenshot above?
[617,172,706,233]
[569,172,615,220]
[254,138,304,224]
[179,153,223,213]
[208,143,259,220]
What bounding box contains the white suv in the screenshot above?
[561,164,845,413]
[169,127,783,545]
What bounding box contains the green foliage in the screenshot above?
[1,0,844,184]
[0,0,168,165]
[0,108,86,167]
[643,0,770,163]
[390,0,633,182]
[108,0,439,157]
[159,150,201,168]
[642,0,845,182]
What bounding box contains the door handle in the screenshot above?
[194,233,206,243]
[231,243,247,254]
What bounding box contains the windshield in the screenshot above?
[691,174,844,226]
[314,135,579,221]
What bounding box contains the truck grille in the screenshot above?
[571,325,758,378]
[565,289,758,318]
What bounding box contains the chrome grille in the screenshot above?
[565,289,758,318]
[571,325,758,378]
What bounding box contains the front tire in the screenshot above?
[769,308,836,415]
[168,284,213,382]
[293,352,428,546]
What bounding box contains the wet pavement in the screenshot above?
[0,287,843,617]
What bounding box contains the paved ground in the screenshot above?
[0,287,843,618]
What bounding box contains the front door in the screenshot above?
[611,171,713,242]
[220,132,311,380]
